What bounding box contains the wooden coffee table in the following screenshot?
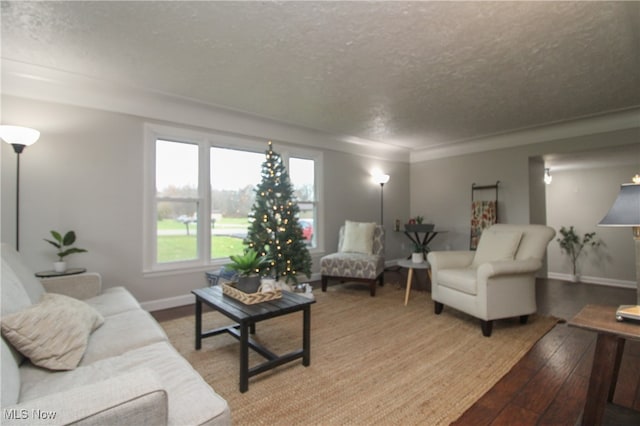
[192,286,315,392]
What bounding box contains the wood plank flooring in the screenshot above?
[151,277,640,425]
[454,278,640,426]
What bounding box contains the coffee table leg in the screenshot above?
[240,321,249,393]
[195,299,202,350]
[303,306,311,366]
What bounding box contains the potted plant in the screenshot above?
[412,243,424,263]
[44,230,87,272]
[556,226,600,282]
[226,249,269,293]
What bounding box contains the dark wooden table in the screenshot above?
[192,286,315,392]
[402,227,446,260]
[568,304,640,425]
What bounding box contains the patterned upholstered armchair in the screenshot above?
[320,221,385,296]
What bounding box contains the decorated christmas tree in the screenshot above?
[245,141,312,284]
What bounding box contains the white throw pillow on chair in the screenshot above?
[341,221,376,255]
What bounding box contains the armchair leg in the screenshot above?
[378,272,384,287]
[481,320,493,337]
[369,281,376,297]
[321,275,328,292]
[434,302,443,315]
[520,315,529,324]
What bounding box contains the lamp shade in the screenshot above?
[0,125,40,146]
[598,183,640,227]
[372,172,390,185]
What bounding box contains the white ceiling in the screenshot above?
[2,1,640,155]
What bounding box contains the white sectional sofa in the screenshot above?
[1,244,231,425]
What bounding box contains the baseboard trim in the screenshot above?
[141,294,195,312]
[547,272,636,289]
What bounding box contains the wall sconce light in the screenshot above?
[544,168,552,185]
[371,170,390,225]
[0,125,41,251]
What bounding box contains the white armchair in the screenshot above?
[427,224,555,336]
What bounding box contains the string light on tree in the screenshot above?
[244,141,312,284]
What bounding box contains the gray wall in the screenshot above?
[3,92,637,308]
[546,164,638,283]
[322,149,410,260]
[411,128,639,285]
[1,95,410,307]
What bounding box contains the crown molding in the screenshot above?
[410,108,640,163]
[1,59,410,163]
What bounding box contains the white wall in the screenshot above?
[1,95,410,309]
[411,127,639,285]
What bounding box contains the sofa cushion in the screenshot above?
[1,259,33,317]
[84,287,141,317]
[1,293,104,370]
[321,252,383,280]
[437,268,478,295]
[19,342,231,426]
[80,309,168,365]
[472,230,523,267]
[1,338,22,407]
[340,221,376,255]
[1,244,45,304]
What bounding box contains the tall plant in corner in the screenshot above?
[556,226,600,281]
[44,230,87,272]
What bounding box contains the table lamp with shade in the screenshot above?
[598,174,640,321]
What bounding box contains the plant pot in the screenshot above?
[412,253,423,263]
[54,261,67,273]
[235,275,262,294]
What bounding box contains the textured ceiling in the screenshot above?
[2,1,640,152]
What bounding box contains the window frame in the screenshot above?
[143,123,323,275]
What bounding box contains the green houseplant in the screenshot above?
[556,226,600,281]
[226,249,269,293]
[44,230,87,272]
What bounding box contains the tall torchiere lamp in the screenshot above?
[372,171,390,225]
[0,125,41,251]
[598,175,640,321]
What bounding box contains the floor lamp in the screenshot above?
[372,172,390,225]
[598,175,640,321]
[0,125,41,251]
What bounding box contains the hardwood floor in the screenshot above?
[454,278,640,426]
[151,277,640,425]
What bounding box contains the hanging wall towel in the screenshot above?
[470,200,497,250]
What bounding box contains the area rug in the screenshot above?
[161,283,558,425]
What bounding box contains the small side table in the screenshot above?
[568,304,640,425]
[396,259,431,306]
[35,268,87,278]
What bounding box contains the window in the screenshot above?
[210,147,264,259]
[155,140,200,263]
[288,157,316,247]
[144,124,322,273]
